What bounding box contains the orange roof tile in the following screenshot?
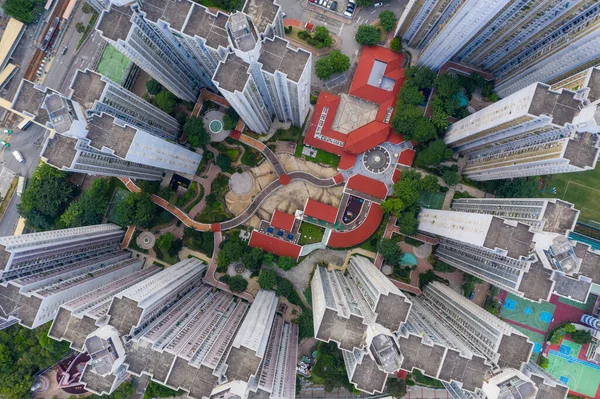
[398,149,416,166]
[344,121,390,154]
[304,198,339,224]
[346,174,389,199]
[328,203,383,248]
[270,210,296,231]
[339,152,357,170]
[249,231,302,260]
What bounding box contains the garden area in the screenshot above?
[197,174,232,223]
[285,25,335,50]
[298,222,325,245]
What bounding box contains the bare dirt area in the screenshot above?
[277,153,338,178]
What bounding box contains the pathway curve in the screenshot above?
[239,134,285,176]
[189,163,222,218]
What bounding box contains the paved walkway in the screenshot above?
[121,225,135,250]
[189,163,222,218]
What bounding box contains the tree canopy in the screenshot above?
[405,66,436,89]
[146,79,163,95]
[309,26,333,48]
[258,269,278,290]
[2,0,43,24]
[227,275,248,292]
[355,25,381,46]
[314,50,350,80]
[183,228,214,256]
[277,256,296,271]
[222,108,240,131]
[378,11,397,33]
[312,341,354,392]
[378,238,403,266]
[381,169,426,236]
[216,154,232,171]
[59,178,110,228]
[157,232,175,253]
[414,139,454,168]
[442,170,460,186]
[183,117,210,148]
[155,91,177,114]
[143,381,183,399]
[18,163,75,231]
[419,175,440,193]
[115,192,157,228]
[242,247,264,273]
[481,177,539,198]
[390,37,402,52]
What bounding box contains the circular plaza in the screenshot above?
[363,146,391,173]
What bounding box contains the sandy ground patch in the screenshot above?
[277,153,338,178]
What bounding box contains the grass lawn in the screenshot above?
[269,125,304,144]
[543,165,600,224]
[294,144,340,168]
[298,222,325,245]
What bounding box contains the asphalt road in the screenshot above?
[0,123,48,236]
[277,0,410,90]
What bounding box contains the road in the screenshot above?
[43,5,102,93]
[277,0,410,90]
[0,123,48,236]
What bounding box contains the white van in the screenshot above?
[12,150,24,163]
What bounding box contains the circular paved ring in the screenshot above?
[363,146,391,173]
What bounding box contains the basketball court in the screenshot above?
[547,339,600,398]
[97,45,130,84]
[501,293,556,333]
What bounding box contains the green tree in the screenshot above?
[418,269,436,290]
[313,26,333,47]
[442,170,460,186]
[414,139,454,168]
[216,154,232,171]
[3,0,42,23]
[482,177,539,198]
[137,180,161,194]
[435,73,461,99]
[391,169,421,207]
[355,25,381,46]
[59,178,110,228]
[378,238,403,266]
[18,163,75,231]
[539,356,549,369]
[398,212,418,236]
[183,228,214,256]
[356,0,373,5]
[216,234,246,271]
[75,22,86,33]
[571,330,592,345]
[276,278,295,298]
[398,83,424,106]
[390,37,402,52]
[258,269,278,290]
[387,378,407,399]
[157,232,174,254]
[82,3,92,13]
[413,117,437,142]
[312,341,354,392]
[405,66,436,89]
[115,192,156,228]
[277,256,296,271]
[431,108,449,131]
[144,381,182,399]
[183,117,210,148]
[227,275,248,292]
[155,91,177,114]
[263,252,275,266]
[314,50,350,80]
[297,309,314,340]
[146,79,163,95]
[222,108,240,131]
[419,175,440,193]
[378,11,397,33]
[242,247,264,272]
[380,198,405,215]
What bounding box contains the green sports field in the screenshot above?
[547,339,600,398]
[418,191,445,210]
[543,164,600,224]
[501,293,556,332]
[97,45,130,85]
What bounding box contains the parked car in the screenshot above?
[344,8,354,17]
[330,1,337,10]
[373,2,384,7]
[12,150,24,163]
[1,129,12,134]
[61,46,68,55]
[347,2,355,9]
[0,140,9,148]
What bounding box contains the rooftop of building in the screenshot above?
[42,133,77,169]
[437,349,490,393]
[529,374,569,399]
[140,0,192,31]
[258,37,309,83]
[270,209,295,231]
[316,309,365,351]
[242,0,279,34]
[541,200,579,234]
[331,94,379,135]
[0,18,24,69]
[577,243,600,284]
[80,364,116,395]
[303,198,339,225]
[496,333,533,370]
[346,174,389,200]
[70,70,106,109]
[564,131,599,169]
[351,354,389,394]
[483,217,534,259]
[529,84,581,126]
[229,13,257,52]
[516,261,554,302]
[586,68,600,103]
[328,203,383,248]
[86,114,136,158]
[44,93,73,133]
[248,231,302,260]
[166,356,218,399]
[12,80,52,125]
[183,5,229,49]
[551,273,591,303]
[213,53,250,93]
[98,4,133,42]
[225,346,263,381]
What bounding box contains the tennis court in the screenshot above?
[97,45,130,84]
[512,326,544,356]
[418,191,445,210]
[547,339,600,397]
[106,188,129,225]
[501,293,556,332]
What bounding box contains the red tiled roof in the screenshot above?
[270,209,296,231]
[328,203,383,248]
[346,174,389,199]
[386,130,404,144]
[349,46,405,107]
[392,169,401,184]
[344,121,390,154]
[304,198,339,224]
[333,173,345,184]
[398,149,416,166]
[303,92,346,156]
[338,152,357,170]
[249,231,302,260]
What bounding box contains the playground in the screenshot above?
[97,45,130,84]
[501,293,556,333]
[418,191,445,210]
[547,339,600,398]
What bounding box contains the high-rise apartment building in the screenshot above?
[417,208,600,304]
[0,224,147,329]
[311,256,566,398]
[397,0,600,96]
[97,0,311,134]
[7,79,201,178]
[444,76,600,181]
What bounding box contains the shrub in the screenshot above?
[226,275,248,292]
[258,269,278,290]
[355,25,381,46]
[378,11,397,33]
[284,26,292,34]
[146,79,163,95]
[390,37,402,52]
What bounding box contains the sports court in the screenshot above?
[418,191,445,210]
[97,45,130,84]
[106,188,129,225]
[501,293,556,333]
[512,325,544,355]
[544,166,600,224]
[558,294,596,311]
[547,339,600,398]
